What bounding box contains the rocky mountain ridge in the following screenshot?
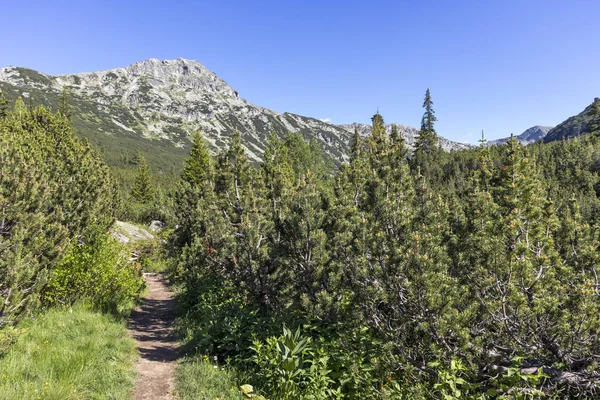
[487,125,554,146]
[0,58,470,168]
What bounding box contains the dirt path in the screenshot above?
[129,273,179,400]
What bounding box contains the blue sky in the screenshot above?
[1,0,599,143]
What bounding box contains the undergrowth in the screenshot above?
[174,355,244,400]
[0,304,137,400]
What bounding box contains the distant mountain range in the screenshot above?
[0,59,597,171]
[487,125,554,146]
[0,58,469,171]
[488,98,600,146]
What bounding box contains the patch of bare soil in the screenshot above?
[129,273,178,400]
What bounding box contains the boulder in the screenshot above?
[149,220,166,232]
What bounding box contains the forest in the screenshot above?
[1,88,600,399]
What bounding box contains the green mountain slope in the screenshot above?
[544,98,600,143]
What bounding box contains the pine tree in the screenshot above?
[279,173,329,314]
[587,97,600,134]
[414,88,438,154]
[204,132,278,307]
[466,137,578,365]
[181,130,212,187]
[368,112,387,157]
[262,134,294,217]
[131,154,155,203]
[170,130,214,252]
[350,126,362,164]
[0,90,9,119]
[0,103,118,323]
[390,123,400,146]
[58,87,72,122]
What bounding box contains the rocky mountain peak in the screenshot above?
[0,58,472,169]
[487,125,554,146]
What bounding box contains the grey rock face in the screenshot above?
[113,221,154,243]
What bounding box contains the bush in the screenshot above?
[41,227,144,315]
[0,101,119,323]
[250,327,341,400]
[130,236,169,273]
[175,274,270,364]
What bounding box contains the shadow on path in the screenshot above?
[129,273,179,400]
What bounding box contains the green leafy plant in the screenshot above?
[487,357,549,399]
[251,326,341,400]
[428,358,478,400]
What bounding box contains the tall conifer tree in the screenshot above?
[0,90,9,119]
[131,154,155,203]
[182,130,212,187]
[415,88,438,154]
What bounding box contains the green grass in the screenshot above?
[175,356,244,400]
[0,305,137,400]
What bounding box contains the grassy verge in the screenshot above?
[0,304,137,400]
[175,356,244,400]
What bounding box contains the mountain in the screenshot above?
[0,58,469,170]
[487,125,554,146]
[339,123,472,152]
[544,98,600,143]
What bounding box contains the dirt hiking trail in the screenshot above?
[129,273,179,400]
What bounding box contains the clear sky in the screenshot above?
[2,0,599,143]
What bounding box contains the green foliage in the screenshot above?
[415,88,439,154]
[130,154,156,203]
[0,90,8,119]
[0,305,137,399]
[169,130,214,251]
[251,327,341,399]
[135,237,170,273]
[0,101,119,324]
[41,227,144,315]
[57,86,72,122]
[175,355,245,400]
[0,326,20,357]
[428,359,477,400]
[172,106,600,397]
[486,357,549,399]
[181,129,213,187]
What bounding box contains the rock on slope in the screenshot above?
[0,58,470,167]
[487,125,554,146]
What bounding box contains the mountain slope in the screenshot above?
[487,125,554,146]
[544,98,600,143]
[0,58,469,170]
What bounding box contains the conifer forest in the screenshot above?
[2,79,600,398]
